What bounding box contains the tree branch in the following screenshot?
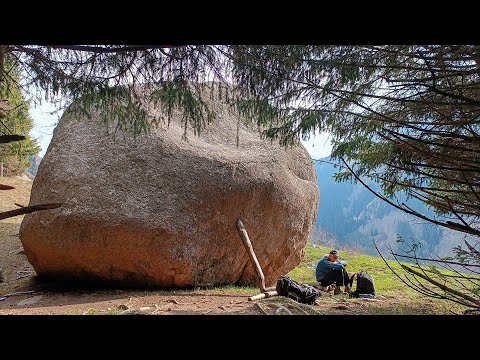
[44,45,185,54]
[402,264,480,307]
[340,158,480,237]
[0,203,63,220]
[0,134,26,143]
[391,252,480,267]
[0,184,15,190]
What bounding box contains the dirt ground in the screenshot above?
[0,221,443,315]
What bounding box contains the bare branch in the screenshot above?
[0,134,26,143]
[0,203,63,221]
[45,45,184,54]
[0,184,15,190]
[402,264,480,307]
[391,252,480,267]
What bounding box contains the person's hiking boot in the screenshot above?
[344,285,352,293]
[317,284,331,292]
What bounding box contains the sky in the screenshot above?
[29,101,60,157]
[29,101,333,159]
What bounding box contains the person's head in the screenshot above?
[328,249,339,262]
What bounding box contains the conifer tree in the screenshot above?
[0,55,40,176]
[1,45,478,309]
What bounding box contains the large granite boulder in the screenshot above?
[20,85,319,287]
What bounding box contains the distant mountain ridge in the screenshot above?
[27,155,42,177]
[313,157,462,258]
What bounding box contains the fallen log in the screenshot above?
[248,290,278,301]
[0,202,63,220]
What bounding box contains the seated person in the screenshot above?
[315,249,354,294]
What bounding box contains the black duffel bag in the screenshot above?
[276,276,321,305]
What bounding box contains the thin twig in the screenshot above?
[3,290,35,297]
[402,264,480,307]
[255,302,269,315]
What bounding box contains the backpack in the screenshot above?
[350,270,375,298]
[275,276,321,305]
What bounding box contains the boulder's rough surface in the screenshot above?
[20,85,319,287]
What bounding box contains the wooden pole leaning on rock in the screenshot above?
[236,219,266,292]
[236,218,278,301]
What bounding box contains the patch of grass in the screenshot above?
[205,285,259,295]
[147,285,257,297]
[288,243,474,314]
[83,308,99,315]
[65,308,123,315]
[290,243,418,295]
[64,310,83,315]
[137,244,473,314]
[197,285,257,296]
[106,308,123,315]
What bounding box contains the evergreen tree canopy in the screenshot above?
[1,45,478,234]
[0,54,40,176]
[227,46,480,237]
[1,44,479,309]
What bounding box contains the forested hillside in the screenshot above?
[313,158,462,258]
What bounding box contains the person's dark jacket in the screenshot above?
[315,256,347,282]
